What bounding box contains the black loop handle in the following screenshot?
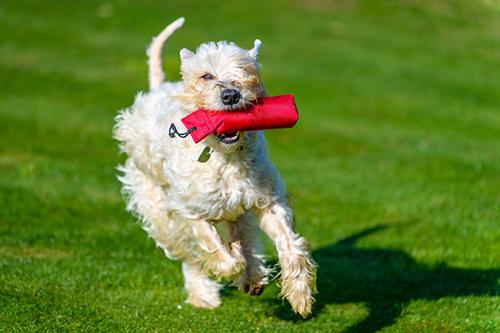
[169,123,197,139]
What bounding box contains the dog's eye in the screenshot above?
[202,73,214,80]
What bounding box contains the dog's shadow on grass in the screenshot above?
[274,224,500,332]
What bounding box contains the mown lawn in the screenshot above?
[1,0,499,332]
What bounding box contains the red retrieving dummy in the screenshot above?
[169,94,299,143]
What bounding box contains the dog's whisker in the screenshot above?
[249,91,258,104]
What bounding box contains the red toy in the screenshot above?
[169,94,299,143]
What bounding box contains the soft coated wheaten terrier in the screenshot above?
[114,17,317,317]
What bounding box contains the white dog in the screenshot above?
[114,18,317,317]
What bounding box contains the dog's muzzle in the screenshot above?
[221,89,241,106]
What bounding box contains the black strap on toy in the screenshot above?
[169,123,197,139]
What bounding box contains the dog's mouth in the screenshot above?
[218,131,240,145]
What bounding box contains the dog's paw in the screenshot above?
[279,269,317,318]
[285,287,315,318]
[223,241,247,278]
[186,291,222,309]
[240,283,266,297]
[236,268,269,297]
[206,241,246,279]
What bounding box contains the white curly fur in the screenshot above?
[113,18,317,317]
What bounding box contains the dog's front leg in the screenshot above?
[257,203,317,318]
[192,220,247,280]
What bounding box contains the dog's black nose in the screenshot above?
[221,89,241,106]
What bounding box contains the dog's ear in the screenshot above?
[180,48,195,64]
[249,39,262,60]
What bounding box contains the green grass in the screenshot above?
[1,0,499,332]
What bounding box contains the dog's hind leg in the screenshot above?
[225,213,272,297]
[257,202,318,318]
[182,261,223,309]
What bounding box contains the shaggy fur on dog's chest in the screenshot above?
[171,149,279,222]
[175,157,259,221]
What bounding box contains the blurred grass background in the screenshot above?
[1,0,499,332]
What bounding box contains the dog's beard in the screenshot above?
[202,131,247,154]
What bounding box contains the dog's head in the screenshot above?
[175,40,267,153]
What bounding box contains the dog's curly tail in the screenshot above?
[147,17,185,90]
